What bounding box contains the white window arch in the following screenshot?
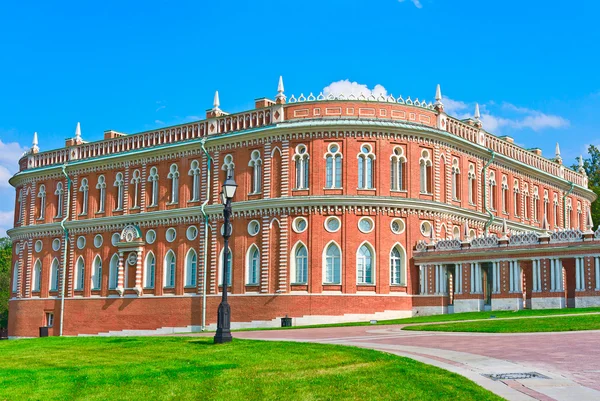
[96,175,106,213]
[109,254,119,290]
[390,146,406,191]
[131,170,141,208]
[577,201,582,229]
[246,245,260,285]
[553,193,559,227]
[92,256,102,290]
[532,186,540,221]
[168,164,180,204]
[75,256,85,291]
[148,167,159,206]
[488,171,497,210]
[419,150,432,194]
[323,241,341,284]
[468,164,476,204]
[222,154,235,179]
[325,143,343,189]
[12,261,19,292]
[32,259,42,292]
[55,182,65,217]
[451,158,460,200]
[144,251,156,289]
[513,179,521,216]
[544,190,549,221]
[188,160,201,201]
[79,178,89,215]
[290,241,308,284]
[390,244,406,286]
[566,198,573,228]
[114,172,124,211]
[523,183,530,220]
[357,242,375,285]
[219,247,232,287]
[185,249,197,287]
[294,145,309,189]
[50,258,60,291]
[37,184,46,220]
[164,250,176,288]
[358,144,375,189]
[501,176,509,213]
[248,151,263,194]
[17,189,24,223]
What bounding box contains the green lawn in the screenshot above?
[404,314,600,333]
[0,337,501,401]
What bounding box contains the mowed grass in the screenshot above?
[404,313,600,333]
[0,337,502,401]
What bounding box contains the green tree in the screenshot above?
[574,145,600,228]
[0,237,11,328]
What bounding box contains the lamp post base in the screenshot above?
[213,301,232,344]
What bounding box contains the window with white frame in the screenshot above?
[114,172,124,211]
[501,176,509,214]
[513,179,521,217]
[246,245,260,285]
[577,201,582,229]
[185,249,197,287]
[451,158,460,200]
[164,250,176,288]
[532,186,540,222]
[37,185,46,220]
[523,184,530,220]
[75,256,85,291]
[358,144,375,189]
[168,164,179,204]
[50,258,60,291]
[144,252,156,288]
[148,167,159,207]
[419,149,432,194]
[468,164,476,204]
[222,154,235,180]
[544,190,549,222]
[390,146,406,191]
[294,145,309,189]
[566,198,572,228]
[553,193,559,227]
[293,243,308,284]
[357,243,374,285]
[248,150,263,194]
[79,178,89,215]
[325,143,342,189]
[96,175,106,213]
[390,245,405,285]
[109,254,119,290]
[17,190,23,223]
[12,262,18,292]
[488,171,497,210]
[131,170,141,208]
[188,160,200,201]
[32,259,41,292]
[92,256,102,290]
[324,242,341,284]
[55,182,65,217]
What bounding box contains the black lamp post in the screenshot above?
[214,175,237,344]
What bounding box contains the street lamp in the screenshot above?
[214,175,237,344]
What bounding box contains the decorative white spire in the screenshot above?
[31,132,39,153]
[213,90,220,111]
[464,221,470,239]
[434,84,443,106]
[474,103,481,121]
[75,122,81,140]
[542,215,550,231]
[555,142,562,163]
[578,155,586,175]
[275,76,286,103]
[587,208,594,231]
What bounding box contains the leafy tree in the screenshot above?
[0,237,11,328]
[574,145,600,228]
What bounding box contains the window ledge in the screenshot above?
[323,187,343,190]
[419,192,433,195]
[290,282,308,286]
[113,208,123,212]
[187,200,200,204]
[184,285,196,289]
[129,206,140,210]
[323,282,341,285]
[166,202,179,206]
[357,188,376,191]
[390,190,408,193]
[292,188,309,191]
[95,211,105,215]
[36,217,45,221]
[78,213,88,217]
[248,192,262,195]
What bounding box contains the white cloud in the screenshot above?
[398,0,423,8]
[0,139,26,238]
[323,80,387,98]
[0,210,13,237]
[155,119,165,125]
[0,140,27,174]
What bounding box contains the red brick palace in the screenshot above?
[7,78,600,337]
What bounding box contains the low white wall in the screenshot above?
[531,297,565,309]
[411,306,447,317]
[453,299,483,313]
[575,296,600,308]
[492,298,523,311]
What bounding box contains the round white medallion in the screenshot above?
[358,217,374,233]
[52,238,61,252]
[94,234,103,248]
[293,217,308,233]
[324,216,341,233]
[390,218,405,235]
[166,228,176,243]
[146,229,156,244]
[34,240,43,253]
[76,236,86,250]
[186,226,198,241]
[248,220,260,236]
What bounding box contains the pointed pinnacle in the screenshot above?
[213,90,220,110]
[278,76,284,93]
[474,103,481,120]
[32,131,38,146]
[435,84,442,103]
[75,122,81,139]
[555,142,561,157]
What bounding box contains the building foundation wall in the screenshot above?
[492,297,523,311]
[530,296,565,309]
[574,296,600,308]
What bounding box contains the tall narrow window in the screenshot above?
[17,190,23,223]
[246,245,260,285]
[553,194,559,227]
[109,254,119,290]
[566,198,572,228]
[451,159,460,200]
[148,167,159,207]
[185,249,197,287]
[391,146,406,191]
[75,256,85,291]
[294,244,308,284]
[164,250,176,288]
[92,256,102,290]
[222,154,235,181]
[188,161,200,201]
[37,184,46,220]
[358,144,375,189]
[32,259,41,292]
[501,176,509,214]
[50,258,60,291]
[55,182,65,218]
[114,172,124,211]
[12,262,18,292]
[130,170,141,208]
[577,202,582,229]
[513,180,521,217]
[96,175,106,213]
[523,184,530,220]
[248,151,263,194]
[168,164,179,204]
[488,171,497,210]
[144,252,156,288]
[544,190,549,222]
[468,164,476,204]
[532,187,540,221]
[79,178,89,215]
[390,246,405,285]
[419,150,432,194]
[324,243,341,284]
[293,145,309,189]
[325,143,343,189]
[219,249,232,286]
[357,244,374,285]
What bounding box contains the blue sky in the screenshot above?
[0,0,599,235]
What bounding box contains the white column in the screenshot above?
[456,263,462,294]
[550,259,556,291]
[595,257,600,290]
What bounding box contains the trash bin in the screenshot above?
[281,316,292,327]
[39,326,49,338]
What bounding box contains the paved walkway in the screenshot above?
[234,326,600,401]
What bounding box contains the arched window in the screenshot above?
[37,184,46,220]
[532,187,540,221]
[50,258,60,292]
[248,151,263,194]
[468,164,476,204]
[79,178,89,215]
[167,164,179,204]
[55,182,65,217]
[390,245,406,286]
[92,256,102,290]
[293,145,309,189]
[148,167,159,207]
[17,190,24,223]
[324,242,341,284]
[131,169,141,209]
[75,256,85,291]
[325,143,343,189]
[12,261,19,292]
[185,249,197,287]
[501,176,509,214]
[566,198,573,228]
[114,172,124,210]
[451,158,460,200]
[32,259,42,292]
[164,250,176,288]
[488,171,497,210]
[222,154,235,180]
[109,254,119,290]
[246,245,260,285]
[96,175,106,213]
[553,193,559,227]
[390,146,406,191]
[523,184,530,220]
[419,150,432,194]
[513,179,521,217]
[357,243,374,285]
[358,144,375,189]
[292,243,308,284]
[577,201,582,229]
[453,226,461,240]
[144,252,156,288]
[544,190,549,222]
[188,161,201,201]
[219,248,232,286]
